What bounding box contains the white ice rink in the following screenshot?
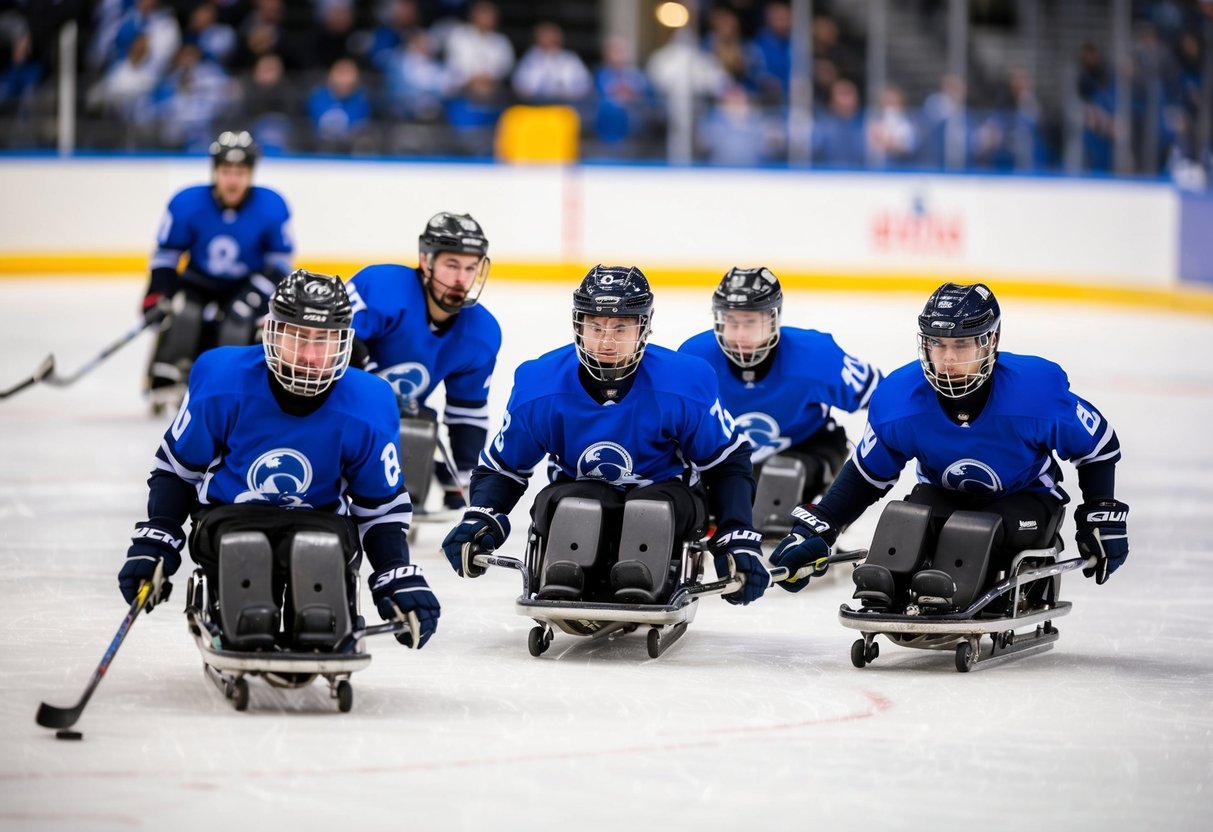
[1,277,1211,832]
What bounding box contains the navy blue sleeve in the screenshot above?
[1076,457,1117,501]
[146,266,179,299]
[815,458,890,529]
[146,467,197,528]
[446,395,487,473]
[700,442,756,533]
[468,465,529,514]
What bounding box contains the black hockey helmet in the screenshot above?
[264,270,355,397]
[269,269,353,329]
[418,212,490,312]
[917,282,1001,398]
[712,266,783,367]
[419,212,489,260]
[572,265,654,381]
[209,130,259,167]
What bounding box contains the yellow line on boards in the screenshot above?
[2,254,1211,316]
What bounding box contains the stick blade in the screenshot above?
[33,354,55,382]
[36,701,81,730]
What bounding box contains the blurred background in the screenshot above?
[1,0,1210,185]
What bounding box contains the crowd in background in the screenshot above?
[0,0,1208,179]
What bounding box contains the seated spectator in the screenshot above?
[703,6,750,88]
[594,35,656,149]
[647,28,728,102]
[307,56,373,153]
[444,1,514,90]
[147,43,237,150]
[698,83,781,166]
[747,0,791,103]
[812,77,865,166]
[238,51,299,153]
[367,0,423,73]
[385,30,451,121]
[306,0,359,74]
[512,21,591,105]
[110,0,181,78]
[86,32,161,121]
[185,2,238,68]
[0,15,44,117]
[866,83,918,167]
[919,72,971,168]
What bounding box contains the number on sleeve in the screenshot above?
[381,442,401,487]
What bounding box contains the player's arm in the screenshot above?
[144,198,192,320]
[444,395,489,478]
[1062,393,1128,583]
[826,337,881,412]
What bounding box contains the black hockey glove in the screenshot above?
[709,527,771,605]
[441,508,511,577]
[141,292,170,325]
[1075,499,1129,584]
[118,520,184,610]
[768,504,838,593]
[370,565,440,649]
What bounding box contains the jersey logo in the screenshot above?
[576,442,651,487]
[234,448,315,507]
[942,458,1003,494]
[380,362,431,404]
[735,411,791,463]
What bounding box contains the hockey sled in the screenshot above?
[181,532,419,712]
[461,530,812,660]
[838,503,1096,672]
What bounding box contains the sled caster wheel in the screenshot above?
[955,641,976,673]
[647,628,661,659]
[528,625,551,657]
[336,680,353,713]
[233,678,250,711]
[850,638,868,668]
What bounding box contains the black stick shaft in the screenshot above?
[43,319,154,388]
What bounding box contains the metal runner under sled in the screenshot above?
[183,532,419,713]
[839,503,1095,672]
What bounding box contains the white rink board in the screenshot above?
[0,159,1179,285]
[0,277,1210,832]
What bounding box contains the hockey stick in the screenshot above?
[35,561,164,730]
[0,354,54,400]
[434,435,468,505]
[42,317,157,388]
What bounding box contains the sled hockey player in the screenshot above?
[118,270,440,659]
[144,130,294,413]
[346,212,501,516]
[769,281,1129,610]
[679,267,880,534]
[441,265,771,607]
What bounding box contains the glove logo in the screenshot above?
[736,411,791,463]
[577,442,651,486]
[380,361,431,405]
[235,448,315,507]
[1086,510,1127,523]
[942,458,1002,494]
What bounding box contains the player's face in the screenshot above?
[924,336,989,380]
[428,252,483,308]
[275,323,344,377]
[213,163,253,207]
[578,314,643,366]
[719,310,775,361]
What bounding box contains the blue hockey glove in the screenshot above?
[1075,499,1129,585]
[441,507,511,577]
[710,528,771,605]
[370,565,440,649]
[768,504,838,593]
[118,520,184,611]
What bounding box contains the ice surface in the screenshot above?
[1,278,1210,832]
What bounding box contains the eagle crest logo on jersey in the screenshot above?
[380,361,431,404]
[942,458,1003,494]
[577,442,651,487]
[735,411,791,463]
[234,448,315,507]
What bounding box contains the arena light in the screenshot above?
[655,2,690,29]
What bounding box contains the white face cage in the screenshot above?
[917,331,998,398]
[263,318,354,397]
[713,307,781,368]
[574,312,652,382]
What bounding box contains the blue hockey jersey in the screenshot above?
[679,327,878,462]
[347,263,501,427]
[480,344,749,491]
[149,185,293,281]
[155,346,411,568]
[854,352,1120,502]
